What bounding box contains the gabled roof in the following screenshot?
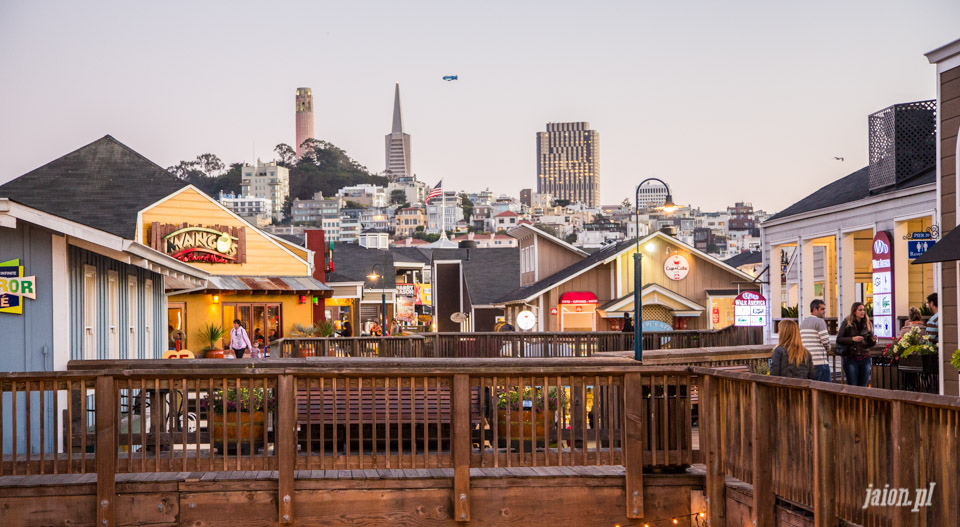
[495,210,519,217]
[600,283,705,313]
[326,243,397,288]
[507,223,589,257]
[766,165,935,223]
[0,135,189,239]
[431,248,520,305]
[498,231,756,304]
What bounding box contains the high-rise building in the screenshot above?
[295,87,315,157]
[241,161,290,222]
[636,181,668,208]
[384,83,412,179]
[536,122,600,208]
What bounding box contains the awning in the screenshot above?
[912,229,957,264]
[197,275,332,295]
[560,291,598,304]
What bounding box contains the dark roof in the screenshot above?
[390,247,432,265]
[275,234,306,246]
[767,165,935,222]
[499,238,638,303]
[723,251,762,268]
[326,243,396,287]
[0,135,189,238]
[431,248,520,305]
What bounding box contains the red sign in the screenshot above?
[872,231,892,272]
[733,291,766,306]
[559,291,598,304]
[550,307,558,315]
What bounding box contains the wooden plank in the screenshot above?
[276,374,296,525]
[623,373,643,519]
[96,376,117,527]
[750,382,774,527]
[812,390,836,527]
[891,400,919,527]
[452,374,471,522]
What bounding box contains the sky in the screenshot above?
[1,1,958,213]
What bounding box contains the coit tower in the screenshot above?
[295,88,315,157]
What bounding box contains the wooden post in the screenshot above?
[95,376,116,527]
[702,375,725,525]
[623,373,644,519]
[812,390,837,527]
[277,375,296,525]
[890,401,919,527]
[751,382,775,526]
[453,374,471,522]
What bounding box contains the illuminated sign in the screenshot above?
[150,222,247,264]
[872,231,894,339]
[664,254,690,281]
[0,259,37,315]
[733,291,766,327]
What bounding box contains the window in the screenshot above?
[127,275,139,358]
[144,279,154,358]
[108,270,119,359]
[83,265,98,360]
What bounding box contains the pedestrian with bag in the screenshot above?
[228,319,253,359]
[770,319,817,379]
[836,302,876,387]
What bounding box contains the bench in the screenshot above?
[296,384,482,451]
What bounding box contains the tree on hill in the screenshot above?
[460,193,474,222]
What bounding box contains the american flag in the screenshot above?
[426,180,443,203]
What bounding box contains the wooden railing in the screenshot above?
[274,326,763,358]
[696,367,960,526]
[3,360,697,524]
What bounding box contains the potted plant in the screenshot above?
[196,323,230,359]
[950,349,960,371]
[495,386,567,445]
[291,322,337,357]
[891,326,938,374]
[201,387,275,453]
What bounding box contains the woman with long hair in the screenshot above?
[836,302,876,387]
[770,319,817,379]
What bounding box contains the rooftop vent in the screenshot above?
[868,100,936,193]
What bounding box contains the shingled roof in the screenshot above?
[0,135,188,239]
[766,165,935,222]
[431,248,520,305]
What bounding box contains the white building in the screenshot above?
[292,192,342,224]
[339,184,387,208]
[339,216,361,243]
[426,191,463,233]
[387,176,426,205]
[636,181,668,208]
[241,160,289,222]
[321,216,341,242]
[218,192,273,226]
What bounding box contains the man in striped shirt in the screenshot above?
[799,299,832,382]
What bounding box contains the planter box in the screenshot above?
[211,411,265,446]
[898,353,939,375]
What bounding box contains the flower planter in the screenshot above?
[496,408,549,443]
[899,353,939,375]
[211,411,265,445]
[298,347,316,358]
[204,349,235,359]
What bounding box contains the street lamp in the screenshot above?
[368,263,386,335]
[634,178,676,362]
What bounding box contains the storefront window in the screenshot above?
[223,302,283,340]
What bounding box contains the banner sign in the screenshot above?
[733,291,766,327]
[0,259,37,315]
[150,222,247,264]
[872,231,894,339]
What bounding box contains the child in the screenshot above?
[249,341,262,359]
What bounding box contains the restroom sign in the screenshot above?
[872,231,894,339]
[733,291,766,327]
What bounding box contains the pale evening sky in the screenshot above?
[1,1,958,213]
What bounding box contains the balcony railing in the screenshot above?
[273,326,763,358]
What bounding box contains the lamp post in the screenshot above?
[634,178,677,362]
[369,263,386,334]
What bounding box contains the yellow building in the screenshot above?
[137,187,331,350]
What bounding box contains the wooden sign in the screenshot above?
[150,222,247,264]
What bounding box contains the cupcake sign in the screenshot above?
[663,254,690,281]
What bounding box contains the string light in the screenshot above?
[623,511,708,526]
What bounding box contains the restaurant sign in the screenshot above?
[0,259,37,315]
[150,222,247,264]
[664,254,690,281]
[872,231,894,339]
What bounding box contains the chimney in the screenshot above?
[306,229,327,323]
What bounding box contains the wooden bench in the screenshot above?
[296,384,482,451]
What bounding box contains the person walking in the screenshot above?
[836,302,876,387]
[229,319,253,359]
[770,320,817,379]
[926,293,939,345]
[621,313,635,333]
[799,299,832,382]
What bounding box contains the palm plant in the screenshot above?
[196,323,226,352]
